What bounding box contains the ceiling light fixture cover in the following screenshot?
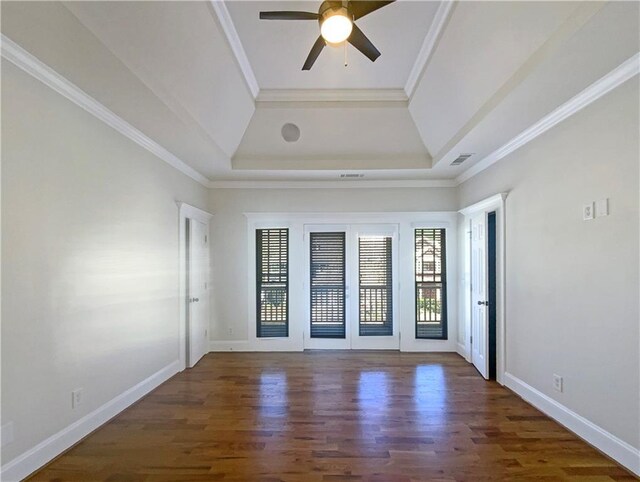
[320,6,353,44]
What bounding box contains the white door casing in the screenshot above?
[470,212,489,379]
[304,224,351,349]
[303,224,400,350]
[350,225,400,350]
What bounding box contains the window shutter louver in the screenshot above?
[358,236,393,336]
[256,228,288,338]
[415,228,447,339]
[309,232,346,338]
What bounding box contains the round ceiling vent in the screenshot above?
[281,123,300,143]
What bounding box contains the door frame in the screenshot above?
[459,193,507,385]
[304,224,351,349]
[302,223,401,350]
[178,202,213,371]
[349,224,400,350]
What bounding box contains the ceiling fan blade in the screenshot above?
[349,1,395,20]
[302,36,326,70]
[348,24,381,62]
[259,11,319,20]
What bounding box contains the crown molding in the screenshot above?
[208,179,457,189]
[456,52,640,185]
[1,34,212,187]
[257,89,408,103]
[405,0,455,99]
[209,0,259,99]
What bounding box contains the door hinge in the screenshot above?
[470,335,473,344]
[204,235,207,243]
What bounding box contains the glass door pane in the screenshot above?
[358,235,393,336]
[309,231,346,339]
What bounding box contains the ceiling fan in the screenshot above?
[259,1,395,70]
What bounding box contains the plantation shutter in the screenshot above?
[256,228,288,338]
[415,228,447,339]
[358,236,393,336]
[309,232,346,338]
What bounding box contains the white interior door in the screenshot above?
[304,224,399,350]
[188,218,209,367]
[470,213,489,379]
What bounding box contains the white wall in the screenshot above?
[1,60,209,471]
[208,187,458,347]
[458,78,639,453]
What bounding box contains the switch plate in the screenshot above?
[595,198,609,217]
[583,203,594,220]
[72,388,83,409]
[553,374,563,392]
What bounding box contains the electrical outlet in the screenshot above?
[595,198,609,217]
[228,327,233,335]
[553,374,563,393]
[1,422,14,447]
[583,203,594,221]
[72,388,83,409]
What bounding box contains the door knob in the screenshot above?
[477,300,488,306]
[190,298,200,303]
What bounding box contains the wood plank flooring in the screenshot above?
[29,352,635,481]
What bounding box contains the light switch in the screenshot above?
[595,198,609,217]
[583,203,594,221]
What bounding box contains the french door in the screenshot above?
[303,224,399,350]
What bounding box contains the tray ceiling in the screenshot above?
[1,1,638,184]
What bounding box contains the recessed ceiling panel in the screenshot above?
[233,103,431,170]
[226,0,439,90]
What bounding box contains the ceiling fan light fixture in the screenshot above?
[320,6,352,44]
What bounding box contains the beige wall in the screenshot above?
[458,78,639,449]
[1,60,208,463]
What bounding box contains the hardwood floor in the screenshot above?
[29,352,635,481]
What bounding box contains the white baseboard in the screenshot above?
[1,360,181,482]
[209,340,457,353]
[504,372,640,476]
[209,340,303,352]
[456,342,469,361]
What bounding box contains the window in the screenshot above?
[309,232,346,338]
[256,228,288,337]
[359,235,393,336]
[415,228,447,339]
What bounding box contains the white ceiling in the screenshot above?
[1,1,638,184]
[226,0,438,90]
